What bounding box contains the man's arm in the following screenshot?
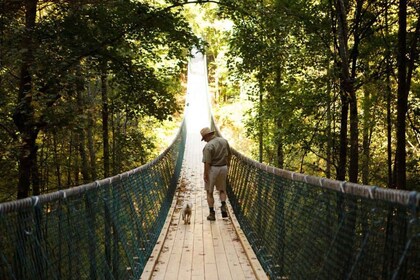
[204,162,211,183]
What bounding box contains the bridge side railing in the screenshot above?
[227,151,419,280]
[211,119,419,280]
[0,120,186,280]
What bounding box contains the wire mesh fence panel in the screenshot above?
[226,148,419,280]
[0,121,186,280]
[1,112,419,280]
[209,114,419,280]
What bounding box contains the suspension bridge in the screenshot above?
[0,51,419,280]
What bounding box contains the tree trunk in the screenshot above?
[38,135,46,193]
[275,64,284,169]
[385,2,393,188]
[67,132,73,187]
[78,129,90,184]
[362,90,371,185]
[386,75,393,187]
[32,144,40,195]
[326,66,332,178]
[76,89,90,184]
[348,90,359,183]
[101,64,110,178]
[53,131,62,189]
[335,0,362,184]
[337,93,348,181]
[74,133,80,186]
[395,0,408,190]
[87,117,97,181]
[13,0,39,199]
[258,75,263,163]
[348,0,364,184]
[112,114,122,175]
[335,0,350,181]
[335,2,359,278]
[112,112,116,175]
[276,130,284,169]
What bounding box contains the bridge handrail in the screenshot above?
[230,149,419,207]
[212,115,418,208]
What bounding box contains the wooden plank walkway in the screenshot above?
[140,49,267,280]
[140,130,268,280]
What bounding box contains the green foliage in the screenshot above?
[1,0,419,199]
[211,0,420,189]
[0,0,199,201]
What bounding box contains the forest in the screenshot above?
[0,0,419,203]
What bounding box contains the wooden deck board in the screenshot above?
[140,131,268,280]
[191,190,205,279]
[212,220,233,280]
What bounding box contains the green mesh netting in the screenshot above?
[0,121,186,280]
[226,150,420,280]
[2,114,419,280]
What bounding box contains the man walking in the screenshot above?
[200,127,232,221]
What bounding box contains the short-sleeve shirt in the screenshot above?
[202,136,231,166]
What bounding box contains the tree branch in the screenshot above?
[0,123,18,140]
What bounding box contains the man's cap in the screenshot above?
[200,127,214,141]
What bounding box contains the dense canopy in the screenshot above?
[0,0,419,202]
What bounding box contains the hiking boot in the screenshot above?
[221,204,228,218]
[207,211,216,221]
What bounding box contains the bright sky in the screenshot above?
[185,49,212,133]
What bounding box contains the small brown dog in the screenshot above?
[182,203,192,224]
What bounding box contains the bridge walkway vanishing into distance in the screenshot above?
[0,51,419,280]
[140,51,266,280]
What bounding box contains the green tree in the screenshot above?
[216,0,419,191]
[0,0,199,200]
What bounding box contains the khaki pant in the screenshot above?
[204,165,228,192]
